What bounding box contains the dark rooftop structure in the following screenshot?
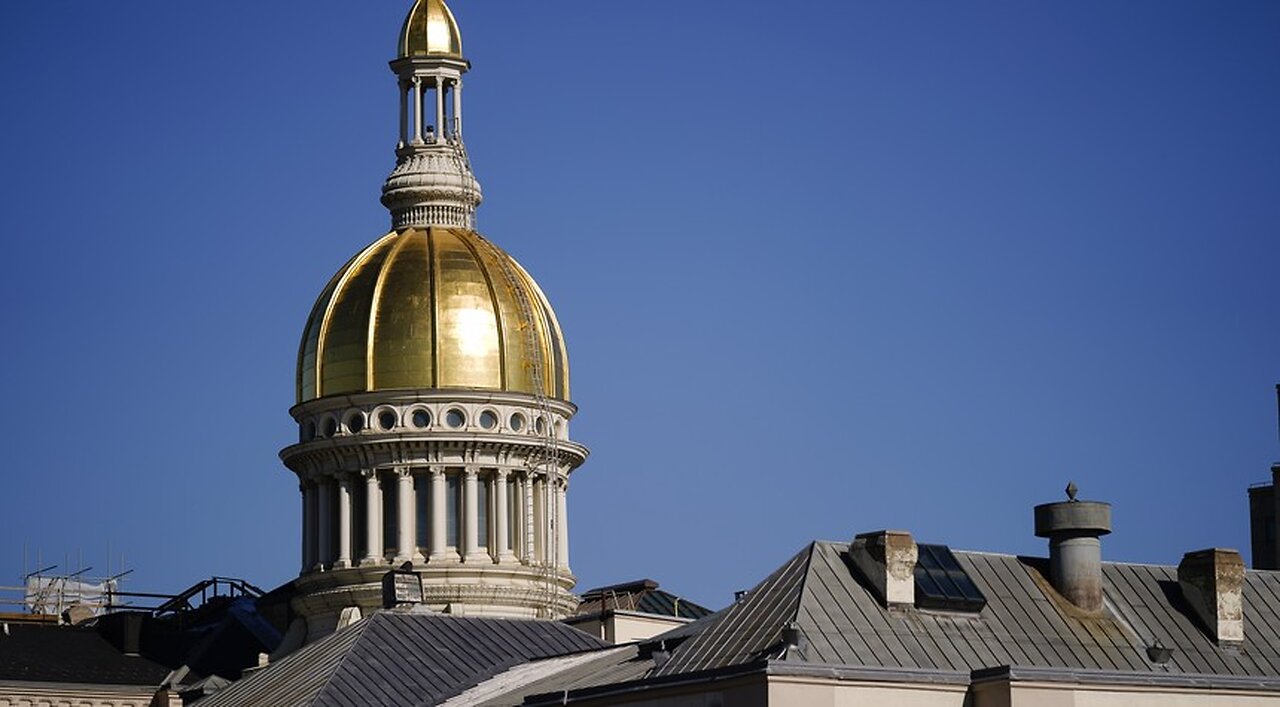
[572,579,713,622]
[0,621,171,687]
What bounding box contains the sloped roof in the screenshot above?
[194,611,607,707]
[657,541,1280,678]
[422,542,1280,705]
[0,622,170,686]
[441,646,646,706]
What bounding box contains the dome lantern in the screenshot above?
[383,0,480,230]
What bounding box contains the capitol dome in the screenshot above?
[296,226,569,404]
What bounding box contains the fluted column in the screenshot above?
[452,80,462,138]
[556,478,570,570]
[411,77,423,144]
[362,470,383,566]
[434,76,445,143]
[300,483,313,573]
[395,467,416,564]
[495,470,513,563]
[520,474,535,564]
[316,478,333,570]
[336,475,353,569]
[430,467,448,561]
[398,81,408,148]
[463,467,485,562]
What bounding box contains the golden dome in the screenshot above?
[297,228,569,404]
[398,0,463,59]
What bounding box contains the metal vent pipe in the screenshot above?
[1034,485,1112,612]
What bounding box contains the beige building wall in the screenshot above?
[767,676,969,707]
[972,680,1280,707]
[0,681,160,707]
[569,674,768,706]
[568,612,691,645]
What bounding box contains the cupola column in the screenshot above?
[452,80,463,138]
[555,479,569,569]
[362,470,383,566]
[521,474,535,564]
[434,76,446,143]
[495,469,512,562]
[411,77,424,145]
[463,467,485,562]
[336,475,354,569]
[398,81,409,148]
[316,478,333,570]
[300,484,314,572]
[429,467,448,561]
[394,467,417,563]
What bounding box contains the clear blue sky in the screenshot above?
[1,1,1277,610]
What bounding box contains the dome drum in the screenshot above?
[294,564,577,635]
[280,390,586,479]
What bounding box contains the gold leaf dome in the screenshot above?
[297,228,569,404]
[398,0,463,59]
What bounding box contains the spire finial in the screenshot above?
[1066,481,1079,502]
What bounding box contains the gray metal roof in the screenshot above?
[194,610,607,707]
[349,541,1280,706]
[654,541,1280,680]
[206,543,1280,706]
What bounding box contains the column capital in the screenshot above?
[360,468,379,481]
[396,466,414,479]
[494,468,509,482]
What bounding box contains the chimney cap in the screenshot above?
[1034,492,1112,538]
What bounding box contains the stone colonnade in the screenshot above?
[299,466,567,573]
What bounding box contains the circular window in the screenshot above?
[301,421,316,442]
[479,410,498,430]
[446,409,466,428]
[411,409,431,429]
[535,416,547,435]
[346,413,365,434]
[322,418,338,438]
[378,410,398,431]
[509,413,525,432]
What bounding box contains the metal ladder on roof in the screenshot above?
[455,138,563,616]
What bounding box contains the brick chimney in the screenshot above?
[849,530,918,609]
[1178,548,1245,645]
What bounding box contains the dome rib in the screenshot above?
[366,231,416,391]
[317,234,399,397]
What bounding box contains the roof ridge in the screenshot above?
[652,541,816,677]
[305,614,377,707]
